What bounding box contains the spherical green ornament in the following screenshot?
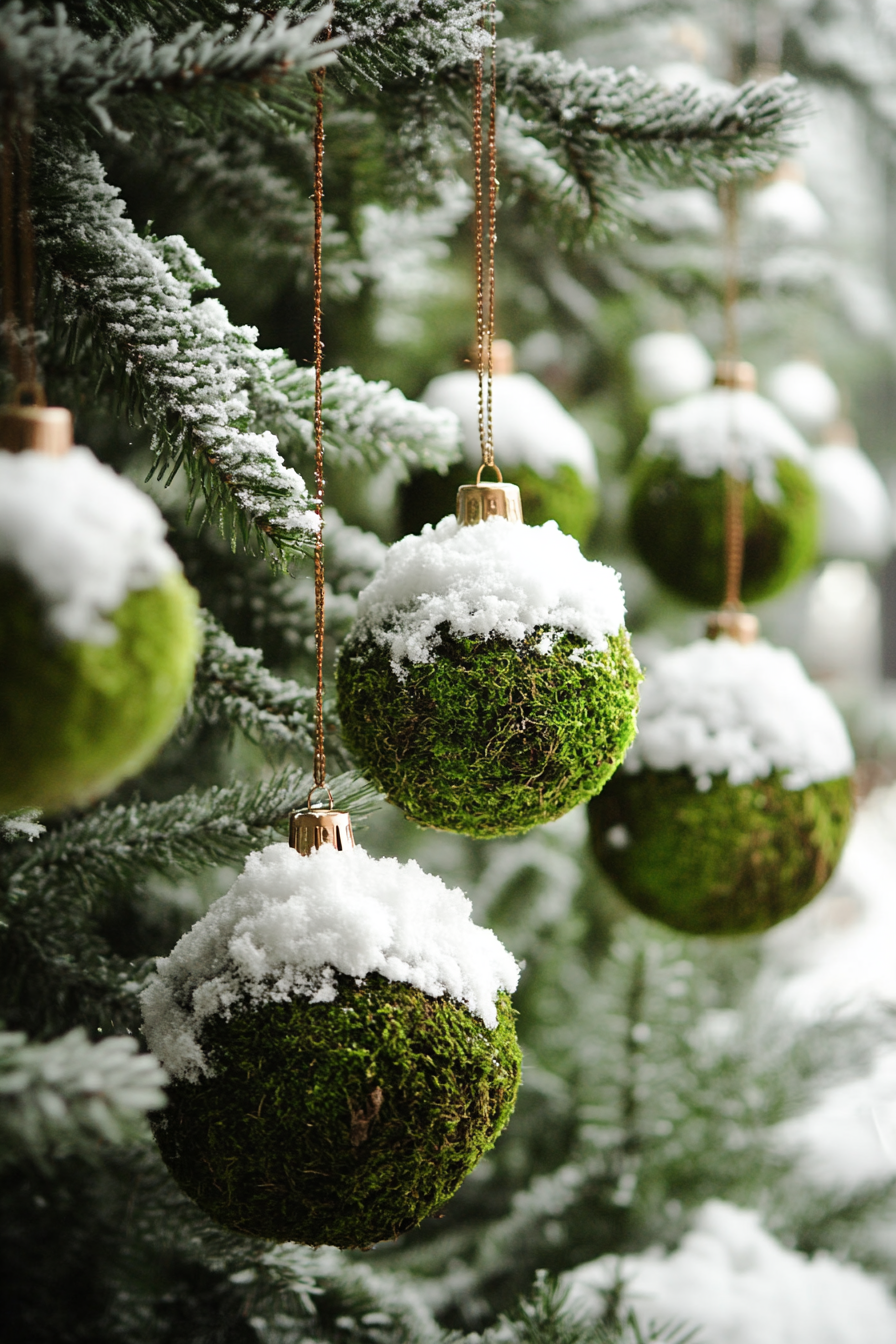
[587,636,855,936]
[589,768,853,935]
[407,368,600,543]
[153,973,520,1248]
[0,446,200,814]
[400,458,599,543]
[141,841,522,1248]
[339,626,639,838]
[0,568,199,814]
[629,386,818,607]
[336,514,640,838]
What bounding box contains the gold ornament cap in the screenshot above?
[289,787,355,857]
[456,464,523,527]
[0,385,73,456]
[714,360,756,392]
[706,609,760,644]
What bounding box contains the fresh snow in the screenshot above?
[625,637,854,790]
[629,331,714,405]
[348,515,627,671]
[767,361,840,438]
[422,370,598,485]
[141,842,520,1081]
[642,386,810,503]
[563,1200,896,1344]
[810,442,894,562]
[0,447,178,644]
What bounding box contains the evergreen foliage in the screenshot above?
[337,628,641,837]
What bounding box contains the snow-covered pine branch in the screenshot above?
[0,1028,167,1165]
[1,769,379,909]
[188,610,317,753]
[0,1,341,132]
[500,44,807,221]
[35,139,459,556]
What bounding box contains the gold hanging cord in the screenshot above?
[0,98,72,454]
[707,178,758,645]
[472,0,498,476]
[290,28,355,855]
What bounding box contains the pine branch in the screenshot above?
[35,137,458,556]
[499,45,808,224]
[0,1,342,133]
[187,609,317,753]
[0,1028,167,1167]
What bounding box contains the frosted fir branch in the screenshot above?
[331,0,486,83]
[0,809,45,844]
[36,139,319,556]
[0,1028,167,1166]
[0,1,341,132]
[500,44,807,221]
[254,357,463,476]
[3,769,379,907]
[188,609,317,753]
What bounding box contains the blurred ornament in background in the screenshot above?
[629,330,715,405]
[767,359,840,439]
[632,187,722,237]
[629,362,819,606]
[400,341,600,542]
[810,422,894,563]
[750,161,829,245]
[588,633,854,936]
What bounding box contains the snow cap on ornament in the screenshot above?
[629,330,715,405]
[749,161,829,244]
[588,625,854,935]
[141,812,522,1248]
[423,344,598,489]
[767,360,840,440]
[810,422,894,563]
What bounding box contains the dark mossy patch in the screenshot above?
[588,766,853,936]
[629,454,817,607]
[399,461,599,543]
[152,974,521,1249]
[336,626,641,838]
[0,566,199,814]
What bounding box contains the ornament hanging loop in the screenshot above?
[476,461,503,484]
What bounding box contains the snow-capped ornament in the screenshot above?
[629,331,715,405]
[767,360,840,439]
[142,822,521,1248]
[588,630,854,935]
[401,342,600,542]
[629,361,819,606]
[810,423,893,563]
[337,514,641,838]
[749,161,828,245]
[0,439,199,814]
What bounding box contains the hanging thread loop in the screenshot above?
[472,0,498,470]
[311,55,327,792]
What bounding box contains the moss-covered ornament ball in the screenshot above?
[588,637,854,935]
[142,843,521,1248]
[401,370,599,543]
[336,516,641,838]
[0,447,200,814]
[629,387,818,606]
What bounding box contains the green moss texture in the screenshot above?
[337,627,641,838]
[399,460,599,543]
[0,566,200,814]
[588,766,853,935]
[629,454,817,607]
[152,974,521,1249]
